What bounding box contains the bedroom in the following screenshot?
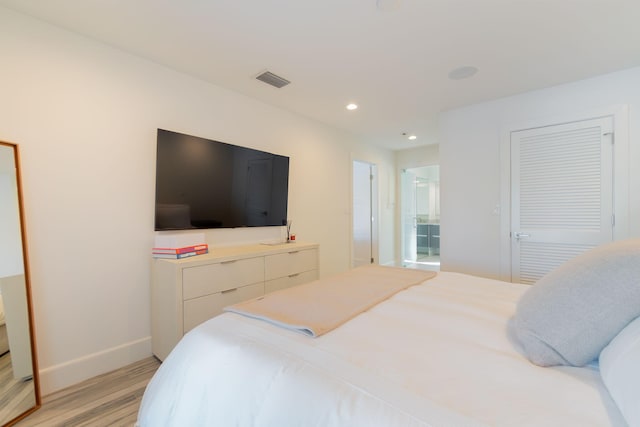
[0,0,639,426]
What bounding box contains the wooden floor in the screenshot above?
[15,357,160,427]
[0,351,36,424]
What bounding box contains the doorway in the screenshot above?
[352,160,378,267]
[510,116,614,283]
[401,166,440,270]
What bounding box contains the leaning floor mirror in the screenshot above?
[0,141,40,426]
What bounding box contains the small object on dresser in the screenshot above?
[153,249,208,259]
[152,244,208,259]
[286,220,293,242]
[153,244,208,255]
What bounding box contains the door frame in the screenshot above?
[498,105,629,282]
[400,166,441,266]
[400,168,418,263]
[350,159,379,267]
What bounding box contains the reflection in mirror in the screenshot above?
[0,142,40,426]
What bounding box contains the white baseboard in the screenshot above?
[38,336,152,395]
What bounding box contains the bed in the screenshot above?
[138,240,640,427]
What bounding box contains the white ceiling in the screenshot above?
[2,0,640,150]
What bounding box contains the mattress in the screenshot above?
[138,271,626,426]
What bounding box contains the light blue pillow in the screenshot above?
[512,239,640,367]
[600,315,640,427]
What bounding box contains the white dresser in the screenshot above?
[151,242,319,360]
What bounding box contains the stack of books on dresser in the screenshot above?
[152,243,208,259]
[152,233,208,259]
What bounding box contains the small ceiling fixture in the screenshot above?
[408,135,417,140]
[448,66,479,80]
[402,132,417,141]
[346,103,358,110]
[255,70,291,88]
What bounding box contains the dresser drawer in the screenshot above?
[265,269,318,294]
[183,257,264,300]
[265,248,318,281]
[183,282,264,332]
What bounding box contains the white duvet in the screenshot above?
[138,272,626,427]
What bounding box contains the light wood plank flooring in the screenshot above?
[0,351,36,424]
[15,357,160,427]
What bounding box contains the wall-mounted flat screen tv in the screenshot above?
[154,129,289,231]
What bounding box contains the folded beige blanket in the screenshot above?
[225,265,437,337]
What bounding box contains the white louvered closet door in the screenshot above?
[511,117,614,284]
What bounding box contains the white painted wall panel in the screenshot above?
[0,6,395,393]
[439,67,640,280]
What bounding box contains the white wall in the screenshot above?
[439,67,640,279]
[0,7,395,394]
[396,144,439,171]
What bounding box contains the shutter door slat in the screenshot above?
[519,126,601,231]
[512,116,613,284]
[519,242,595,284]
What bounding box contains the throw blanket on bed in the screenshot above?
[224,265,436,337]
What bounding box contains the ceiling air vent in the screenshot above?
[255,71,291,88]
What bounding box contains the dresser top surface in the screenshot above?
[153,241,318,266]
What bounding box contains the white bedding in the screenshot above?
[138,271,626,426]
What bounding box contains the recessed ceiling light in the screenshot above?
[408,135,417,140]
[448,66,479,80]
[346,103,358,110]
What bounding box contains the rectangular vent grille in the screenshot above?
[256,71,291,88]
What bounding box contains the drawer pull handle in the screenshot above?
[221,260,237,265]
[288,273,300,278]
[221,287,238,294]
[288,251,299,255]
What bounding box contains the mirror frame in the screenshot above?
[1,141,41,426]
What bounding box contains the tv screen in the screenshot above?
[154,129,289,231]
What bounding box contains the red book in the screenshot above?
[152,244,208,255]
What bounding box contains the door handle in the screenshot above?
[514,232,530,240]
